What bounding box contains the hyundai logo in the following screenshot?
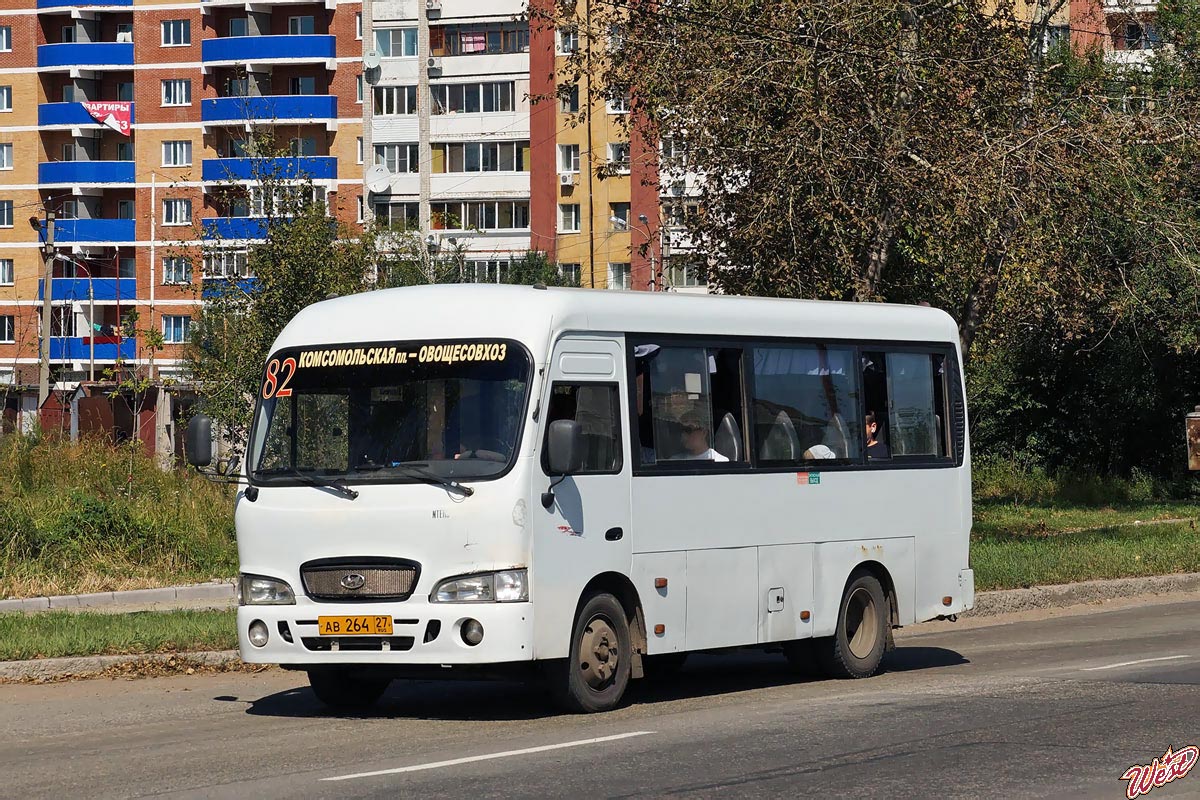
[340,573,366,590]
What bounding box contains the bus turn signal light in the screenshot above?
[653,624,665,635]
[654,578,668,589]
[942,596,953,606]
[800,610,810,621]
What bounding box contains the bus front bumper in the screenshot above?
[236,602,535,665]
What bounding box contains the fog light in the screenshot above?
[248,619,269,648]
[461,618,484,646]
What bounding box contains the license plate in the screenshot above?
[317,615,393,636]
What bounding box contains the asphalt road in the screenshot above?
[4,595,1200,800]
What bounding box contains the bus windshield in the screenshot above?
[248,339,531,485]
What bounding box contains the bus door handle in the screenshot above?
[605,527,623,541]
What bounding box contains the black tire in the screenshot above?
[546,592,632,713]
[307,668,390,709]
[643,652,688,680]
[814,571,888,679]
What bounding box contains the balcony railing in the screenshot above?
[39,161,135,185]
[39,102,136,128]
[201,156,337,182]
[202,218,268,240]
[43,219,136,244]
[38,278,137,302]
[49,337,136,361]
[201,35,336,64]
[37,42,134,69]
[201,95,336,124]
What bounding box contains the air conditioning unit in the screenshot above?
[427,57,442,73]
[559,172,577,187]
[115,32,132,43]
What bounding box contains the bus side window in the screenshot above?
[862,351,891,460]
[639,345,746,465]
[753,345,861,465]
[542,384,622,474]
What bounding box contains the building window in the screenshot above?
[606,89,630,114]
[203,250,251,279]
[373,85,418,115]
[374,143,419,173]
[558,263,581,285]
[162,79,192,107]
[430,201,530,231]
[61,25,76,44]
[117,141,134,161]
[559,204,581,233]
[0,144,11,171]
[373,200,419,229]
[357,75,364,104]
[557,26,578,54]
[119,257,136,278]
[356,196,364,223]
[558,144,580,173]
[0,87,11,113]
[607,263,631,290]
[228,77,249,98]
[0,27,11,53]
[117,200,135,219]
[163,257,192,284]
[0,200,12,228]
[288,16,315,35]
[289,137,316,156]
[229,17,248,37]
[163,198,192,226]
[290,76,316,95]
[0,259,12,286]
[609,202,630,229]
[356,137,363,164]
[375,28,417,57]
[161,20,191,47]
[433,141,528,173]
[117,82,134,102]
[0,316,13,344]
[561,84,580,114]
[356,13,362,40]
[62,85,75,103]
[59,200,78,219]
[430,82,515,114]
[667,260,703,288]
[162,315,192,344]
[608,142,631,172]
[161,140,192,167]
[430,23,529,56]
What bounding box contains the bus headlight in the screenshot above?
[239,574,296,605]
[432,569,528,603]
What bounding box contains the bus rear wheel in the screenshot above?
[547,592,632,713]
[815,572,888,679]
[307,668,390,709]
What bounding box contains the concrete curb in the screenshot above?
[967,571,1200,616]
[0,581,236,614]
[0,650,241,683]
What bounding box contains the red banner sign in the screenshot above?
[80,101,132,136]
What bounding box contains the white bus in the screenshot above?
[188,285,973,713]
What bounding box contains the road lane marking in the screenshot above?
[321,730,655,782]
[1081,655,1190,672]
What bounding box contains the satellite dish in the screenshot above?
[363,50,381,70]
[365,164,392,194]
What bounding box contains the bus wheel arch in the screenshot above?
[578,572,647,680]
[815,563,893,679]
[856,559,899,650]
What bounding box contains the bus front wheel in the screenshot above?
[307,668,390,709]
[546,592,632,713]
[815,572,888,679]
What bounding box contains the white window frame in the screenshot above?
[288,16,315,36]
[0,87,12,113]
[558,263,581,285]
[606,90,630,115]
[559,203,581,233]
[0,315,14,344]
[0,143,12,171]
[162,315,192,344]
[609,202,630,230]
[0,27,11,53]
[162,257,192,285]
[373,85,418,116]
[607,262,631,290]
[356,13,362,40]
[161,19,191,47]
[0,200,12,228]
[375,28,417,58]
[356,196,364,224]
[608,142,631,172]
[356,137,364,164]
[557,26,578,54]
[0,259,13,286]
[558,144,580,173]
[356,75,364,104]
[161,79,192,107]
[162,198,192,226]
[374,143,419,173]
[161,140,192,167]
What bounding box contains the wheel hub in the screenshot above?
[846,586,880,660]
[579,617,619,689]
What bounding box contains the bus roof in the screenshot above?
[273,285,962,355]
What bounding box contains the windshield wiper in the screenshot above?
[354,461,474,497]
[288,468,359,500]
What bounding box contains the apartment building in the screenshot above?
[1070,0,1161,63]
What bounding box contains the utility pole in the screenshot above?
[417,0,431,234]
[37,211,55,409]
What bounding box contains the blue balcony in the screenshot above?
[37,42,134,69]
[40,161,135,186]
[201,95,336,125]
[43,219,136,244]
[39,102,136,128]
[202,277,259,299]
[202,156,337,182]
[38,0,133,8]
[202,218,268,240]
[50,337,136,361]
[202,35,336,64]
[38,278,137,302]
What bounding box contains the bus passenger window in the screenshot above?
[861,352,891,460]
[542,384,622,474]
[638,345,746,465]
[753,345,861,464]
[885,352,940,457]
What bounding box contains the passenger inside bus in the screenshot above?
[865,411,891,459]
[679,410,729,462]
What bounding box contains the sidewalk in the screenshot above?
[0,581,236,614]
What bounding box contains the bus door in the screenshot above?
[531,337,633,660]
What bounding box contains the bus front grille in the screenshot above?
[302,636,416,652]
[300,559,420,602]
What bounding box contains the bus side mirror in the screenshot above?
[186,414,213,468]
[542,420,584,509]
